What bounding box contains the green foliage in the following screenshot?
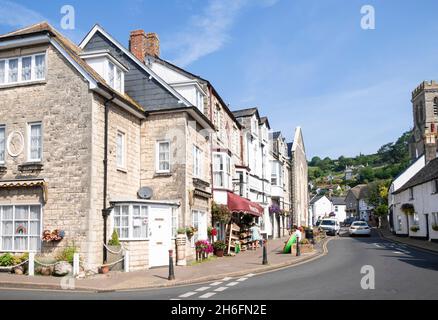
[0,253,14,266]
[56,246,77,264]
[375,204,389,217]
[108,230,120,246]
[177,227,186,235]
[410,225,420,232]
[213,240,227,251]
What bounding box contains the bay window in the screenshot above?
[0,53,46,85]
[156,141,170,173]
[113,204,148,240]
[28,122,42,162]
[271,161,283,187]
[0,126,5,164]
[0,205,41,252]
[213,153,231,189]
[193,145,203,178]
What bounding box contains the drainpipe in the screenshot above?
[102,94,115,263]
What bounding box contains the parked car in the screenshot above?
[349,221,371,237]
[319,218,340,236]
[343,217,356,227]
[315,220,322,227]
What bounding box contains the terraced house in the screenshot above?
[0,22,310,272]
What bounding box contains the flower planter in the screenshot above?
[99,265,110,274]
[107,245,123,271]
[176,234,187,266]
[215,249,224,257]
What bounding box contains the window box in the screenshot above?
[18,162,43,172]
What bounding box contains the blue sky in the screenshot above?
[1,0,437,159]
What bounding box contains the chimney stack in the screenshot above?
[129,30,160,63]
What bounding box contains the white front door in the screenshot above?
[149,206,172,267]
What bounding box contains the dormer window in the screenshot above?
[80,50,126,94]
[196,89,204,113]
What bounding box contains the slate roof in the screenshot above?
[331,197,346,205]
[272,131,282,140]
[0,22,144,112]
[287,142,293,157]
[310,195,325,205]
[232,107,259,119]
[394,158,438,194]
[260,116,270,128]
[348,184,369,200]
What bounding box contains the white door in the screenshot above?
[149,206,172,267]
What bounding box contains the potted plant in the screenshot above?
[107,230,123,271]
[213,240,227,257]
[186,226,197,239]
[410,225,420,232]
[432,224,438,232]
[195,240,213,260]
[401,203,415,215]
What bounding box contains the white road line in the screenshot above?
[393,251,404,254]
[199,292,217,299]
[222,277,232,281]
[237,277,248,282]
[210,281,223,286]
[179,292,197,298]
[246,273,255,277]
[196,287,210,292]
[227,282,239,286]
[214,286,229,292]
[170,298,181,300]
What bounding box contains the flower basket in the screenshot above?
[269,204,281,215]
[195,240,213,260]
[213,240,227,257]
[401,203,415,215]
[186,226,197,239]
[432,224,438,232]
[42,229,65,242]
[410,225,420,232]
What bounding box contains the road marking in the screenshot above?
[246,273,255,277]
[210,281,222,286]
[392,251,404,254]
[195,287,210,292]
[214,286,228,292]
[227,282,239,286]
[179,292,197,298]
[170,298,181,300]
[222,277,232,281]
[199,292,217,299]
[237,277,248,282]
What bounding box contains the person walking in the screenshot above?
[249,223,262,251]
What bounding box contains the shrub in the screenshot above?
[108,230,120,246]
[57,246,77,264]
[0,253,14,266]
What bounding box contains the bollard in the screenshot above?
[296,237,301,256]
[168,249,175,280]
[73,253,80,276]
[124,251,130,273]
[262,239,268,265]
[28,252,35,276]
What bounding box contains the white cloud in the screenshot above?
[0,0,46,28]
[165,0,279,66]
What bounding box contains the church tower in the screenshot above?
[409,81,438,162]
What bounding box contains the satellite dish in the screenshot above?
[138,187,153,200]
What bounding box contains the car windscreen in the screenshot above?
[321,220,335,226]
[352,222,368,226]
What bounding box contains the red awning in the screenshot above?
[227,192,264,217]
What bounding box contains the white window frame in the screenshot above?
[0,204,42,252]
[191,210,207,246]
[412,213,420,226]
[156,140,171,173]
[106,60,124,94]
[112,204,149,241]
[171,207,178,239]
[213,152,231,189]
[193,145,203,178]
[397,215,403,231]
[0,125,5,164]
[432,212,438,226]
[0,53,46,85]
[116,130,126,169]
[27,122,42,162]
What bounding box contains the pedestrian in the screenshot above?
[249,223,262,251]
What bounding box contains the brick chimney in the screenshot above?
[129,30,160,63]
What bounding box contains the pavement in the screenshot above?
[0,235,327,292]
[1,229,437,299]
[378,228,438,254]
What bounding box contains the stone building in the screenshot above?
[409,81,438,162]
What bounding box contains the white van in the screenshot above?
[319,218,340,236]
